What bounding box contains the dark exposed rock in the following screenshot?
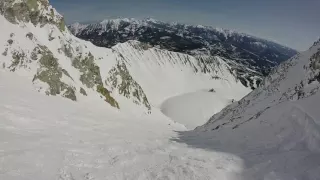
[32,46,76,101]
[26,32,34,40]
[80,87,87,96]
[72,52,102,88]
[7,39,13,45]
[9,51,25,71]
[97,85,119,109]
[2,48,8,56]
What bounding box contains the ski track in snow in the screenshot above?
[0,71,244,180]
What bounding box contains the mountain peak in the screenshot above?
[311,38,320,48]
[144,17,159,23]
[99,17,163,28]
[70,17,286,45]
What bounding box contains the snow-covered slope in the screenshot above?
[1,41,317,180]
[199,39,320,132]
[0,0,250,116]
[0,69,248,180]
[0,0,124,110]
[174,40,320,179]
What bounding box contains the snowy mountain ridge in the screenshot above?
[69,18,297,88]
[70,17,248,39]
[0,0,249,115]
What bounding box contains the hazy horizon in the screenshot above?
[52,0,320,51]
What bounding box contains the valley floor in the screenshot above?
[0,71,244,180]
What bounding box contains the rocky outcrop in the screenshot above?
[72,52,103,88]
[32,45,76,101]
[106,61,151,111]
[0,0,65,32]
[0,0,121,110]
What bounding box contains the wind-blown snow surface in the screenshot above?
[0,71,246,180]
[174,41,320,179]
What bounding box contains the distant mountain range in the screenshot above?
[69,18,297,88]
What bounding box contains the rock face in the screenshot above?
[32,46,76,101]
[106,61,151,112]
[69,18,297,88]
[0,0,250,114]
